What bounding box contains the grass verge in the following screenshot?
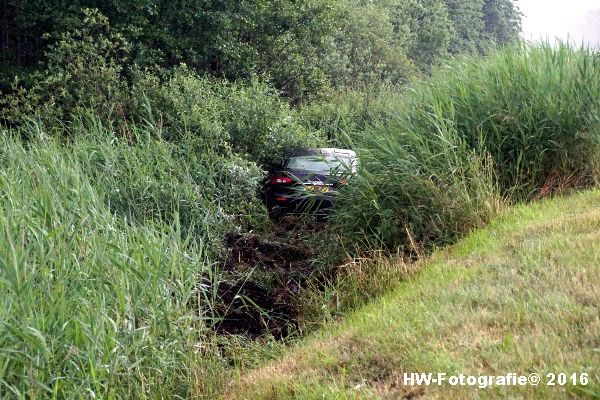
[227,190,600,399]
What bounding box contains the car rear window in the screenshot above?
[286,155,352,172]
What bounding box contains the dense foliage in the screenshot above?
[3,43,600,397]
[0,131,229,398]
[1,0,521,100]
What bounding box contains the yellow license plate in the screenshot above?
[305,185,330,192]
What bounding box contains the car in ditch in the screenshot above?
[263,148,358,219]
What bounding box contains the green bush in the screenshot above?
[132,68,322,169]
[130,69,230,152]
[296,86,403,147]
[0,9,129,128]
[220,79,321,169]
[3,30,322,171]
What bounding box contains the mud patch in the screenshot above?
[215,217,329,337]
[224,233,314,273]
[214,280,296,337]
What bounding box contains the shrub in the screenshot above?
[0,9,129,128]
[130,68,230,152]
[2,17,322,172]
[296,86,404,147]
[220,79,321,169]
[132,68,322,170]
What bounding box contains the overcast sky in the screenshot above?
[517,0,600,47]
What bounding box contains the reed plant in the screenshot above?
[333,43,600,252]
[0,128,234,398]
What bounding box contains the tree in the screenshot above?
[325,0,417,89]
[483,0,522,46]
[444,0,485,53]
[0,0,523,101]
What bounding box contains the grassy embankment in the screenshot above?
[230,190,600,399]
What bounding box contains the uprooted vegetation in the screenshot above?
[216,218,326,337]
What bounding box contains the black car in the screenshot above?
[264,148,358,218]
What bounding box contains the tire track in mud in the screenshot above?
[215,217,328,337]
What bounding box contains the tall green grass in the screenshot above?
[334,43,600,252]
[0,73,318,397]
[0,128,234,398]
[426,42,600,196]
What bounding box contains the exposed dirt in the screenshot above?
[214,280,296,338]
[214,216,329,337]
[223,232,313,273]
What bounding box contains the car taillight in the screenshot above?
[271,176,293,185]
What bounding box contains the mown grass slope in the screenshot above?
[229,190,600,399]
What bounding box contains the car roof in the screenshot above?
[290,148,356,157]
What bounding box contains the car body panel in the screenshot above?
[264,148,357,218]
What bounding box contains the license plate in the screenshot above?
[304,185,330,192]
